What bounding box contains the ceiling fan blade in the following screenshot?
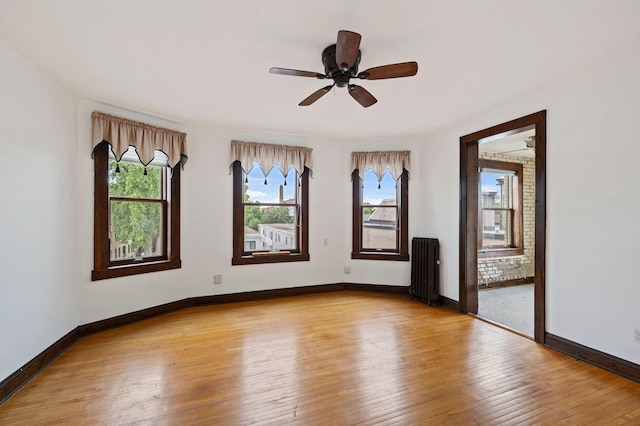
[270,67,326,79]
[359,62,418,80]
[348,84,377,108]
[336,30,361,71]
[299,85,334,106]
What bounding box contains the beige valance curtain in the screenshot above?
[91,111,188,169]
[351,150,410,181]
[231,140,313,176]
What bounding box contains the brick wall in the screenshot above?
[478,151,535,284]
[477,255,527,284]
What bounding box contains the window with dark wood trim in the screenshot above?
[352,169,409,261]
[232,161,309,265]
[92,141,181,280]
[478,159,523,258]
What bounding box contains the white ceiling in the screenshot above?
[480,129,536,158]
[1,1,639,139]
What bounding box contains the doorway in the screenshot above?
[459,111,546,343]
[477,129,535,337]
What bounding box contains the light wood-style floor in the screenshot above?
[1,291,639,425]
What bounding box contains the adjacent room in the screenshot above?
[1,1,639,423]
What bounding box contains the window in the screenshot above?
[351,150,410,261]
[91,112,186,280]
[479,159,523,257]
[231,141,311,265]
[242,160,299,251]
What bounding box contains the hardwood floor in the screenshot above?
[1,291,639,425]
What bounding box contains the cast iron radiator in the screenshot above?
[410,237,440,305]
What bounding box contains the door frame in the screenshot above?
[459,111,546,343]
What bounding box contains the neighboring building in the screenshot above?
[244,226,262,251]
[481,186,503,244]
[362,198,397,249]
[109,231,156,261]
[246,184,296,251]
[259,223,296,251]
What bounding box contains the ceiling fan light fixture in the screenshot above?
[270,31,418,107]
[526,136,536,150]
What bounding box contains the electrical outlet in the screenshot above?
[634,327,640,344]
[214,274,222,285]
[344,265,351,274]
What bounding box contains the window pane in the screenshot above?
[363,169,397,205]
[243,161,296,204]
[362,206,397,250]
[109,160,162,199]
[481,172,513,208]
[110,200,163,260]
[482,209,512,247]
[244,205,297,251]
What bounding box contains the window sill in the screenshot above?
[92,259,181,281]
[477,248,524,259]
[351,252,409,261]
[232,253,310,265]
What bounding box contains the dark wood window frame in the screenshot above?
[478,159,524,259]
[232,161,309,265]
[351,169,409,261]
[92,141,181,281]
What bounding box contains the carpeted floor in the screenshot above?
[477,284,534,337]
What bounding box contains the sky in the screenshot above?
[244,161,397,204]
[481,172,502,192]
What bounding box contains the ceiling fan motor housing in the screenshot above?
[322,44,361,87]
[269,31,417,107]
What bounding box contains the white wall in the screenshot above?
[420,51,640,364]
[75,103,422,325]
[182,126,348,298]
[0,38,79,380]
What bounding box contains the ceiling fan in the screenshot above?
[269,30,418,108]
[503,136,536,154]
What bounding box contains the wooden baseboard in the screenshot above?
[545,333,640,383]
[343,283,410,295]
[193,284,345,306]
[77,299,194,337]
[438,295,461,311]
[0,328,79,404]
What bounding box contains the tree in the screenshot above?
[243,182,293,231]
[109,160,162,255]
[262,207,294,224]
[243,182,264,231]
[363,202,374,215]
[245,205,263,231]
